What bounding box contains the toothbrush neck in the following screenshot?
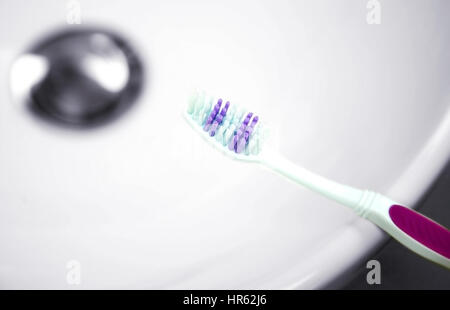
[261,152,366,212]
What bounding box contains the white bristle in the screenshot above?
[192,92,205,121]
[198,96,213,125]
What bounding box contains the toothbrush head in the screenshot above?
[183,91,268,162]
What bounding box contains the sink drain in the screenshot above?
[10,27,144,128]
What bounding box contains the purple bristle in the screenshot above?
[209,101,230,136]
[236,137,247,153]
[236,116,259,153]
[244,116,258,142]
[228,112,253,152]
[203,99,222,131]
[245,116,259,142]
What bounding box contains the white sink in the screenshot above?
[0,0,449,289]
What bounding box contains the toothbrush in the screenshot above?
[184,91,450,269]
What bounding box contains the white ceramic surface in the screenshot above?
[0,0,449,289]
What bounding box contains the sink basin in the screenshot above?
[0,0,449,289]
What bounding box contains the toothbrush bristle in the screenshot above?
[203,99,222,131]
[186,92,266,156]
[230,112,253,153]
[209,101,230,137]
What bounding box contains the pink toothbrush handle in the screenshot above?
[262,154,450,267]
[367,201,450,268]
[388,205,450,260]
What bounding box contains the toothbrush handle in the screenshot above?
[262,154,450,268]
[261,153,365,209]
[368,202,450,268]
